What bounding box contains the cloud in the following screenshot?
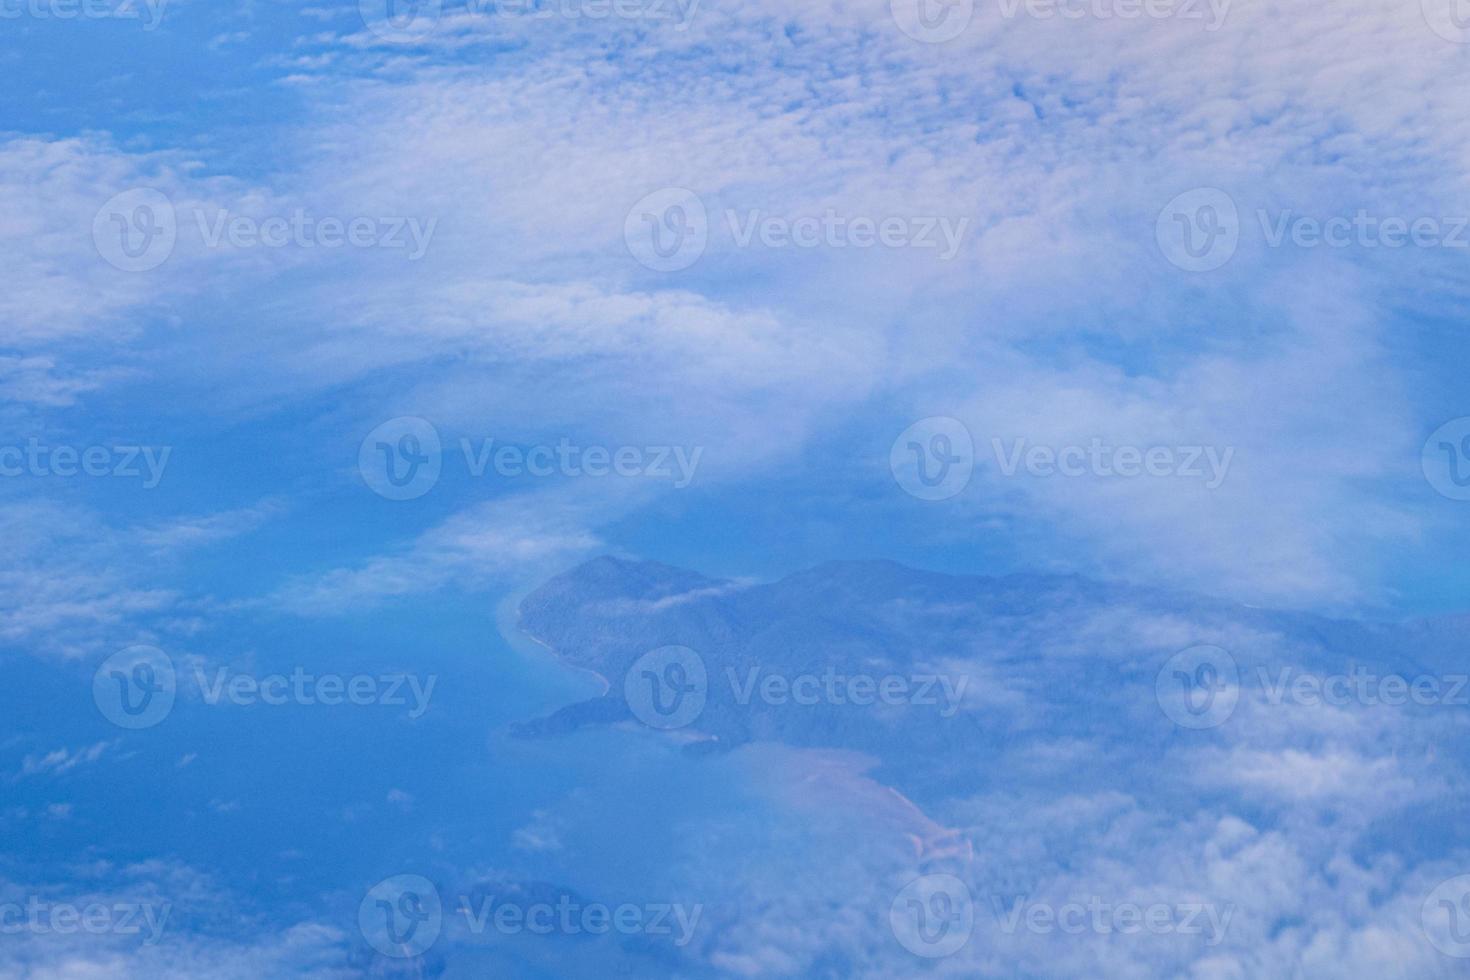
[269,485,606,614]
[16,742,114,779]
[0,859,351,979]
[132,501,284,555]
[5,0,1458,609]
[0,356,127,408]
[233,0,1468,608]
[0,499,280,658]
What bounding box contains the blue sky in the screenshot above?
[3,0,1470,975]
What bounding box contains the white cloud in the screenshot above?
[16,742,114,778]
[270,484,606,614]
